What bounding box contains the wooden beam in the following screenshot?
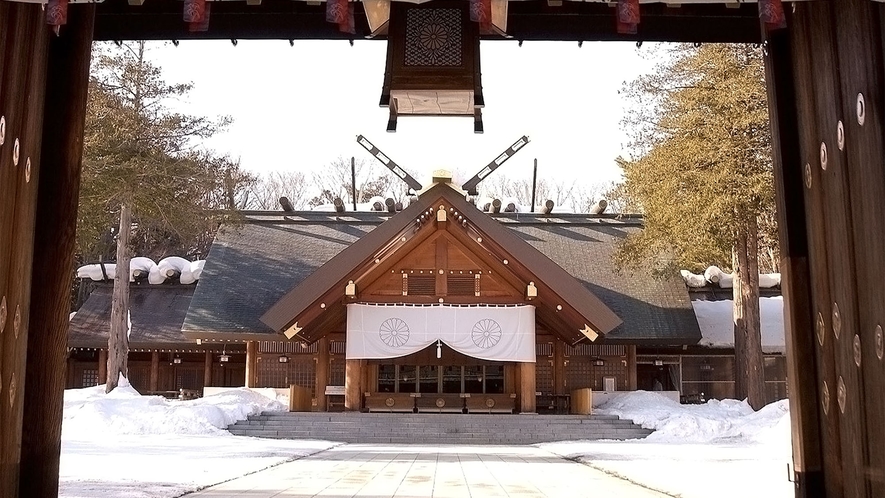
[90,1,759,43]
[519,362,536,414]
[149,351,160,392]
[626,345,637,391]
[553,339,565,395]
[97,349,107,387]
[344,359,363,411]
[435,237,447,296]
[504,363,516,395]
[245,341,258,388]
[203,351,212,391]
[314,337,329,411]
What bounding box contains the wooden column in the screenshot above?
[0,5,52,496]
[519,362,536,414]
[776,1,885,495]
[6,5,93,497]
[344,359,363,411]
[553,339,565,395]
[763,15,824,498]
[314,337,329,411]
[626,346,637,391]
[97,350,107,386]
[149,352,160,392]
[504,364,516,394]
[203,351,212,391]
[245,341,258,388]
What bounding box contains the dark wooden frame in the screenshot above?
[4,1,884,496]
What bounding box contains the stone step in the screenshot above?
[227,412,652,444]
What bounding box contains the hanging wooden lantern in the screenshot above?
[379,1,485,133]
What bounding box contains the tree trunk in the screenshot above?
[733,221,765,410]
[733,241,748,402]
[106,200,132,392]
[744,217,764,409]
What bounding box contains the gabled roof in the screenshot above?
[260,182,622,344]
[183,194,700,345]
[505,222,700,344]
[182,216,378,340]
[69,284,196,348]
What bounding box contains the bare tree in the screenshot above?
[477,176,580,212]
[309,156,410,207]
[246,171,310,210]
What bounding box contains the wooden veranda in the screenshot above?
[0,1,881,497]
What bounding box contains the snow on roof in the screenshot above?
[681,267,781,289]
[76,257,205,284]
[692,297,785,353]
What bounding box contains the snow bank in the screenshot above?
[63,379,286,438]
[693,296,786,352]
[595,391,790,446]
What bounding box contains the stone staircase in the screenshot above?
[227,412,653,444]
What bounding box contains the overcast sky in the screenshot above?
[148,39,657,191]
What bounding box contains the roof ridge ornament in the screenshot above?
[356,135,423,192]
[461,135,530,195]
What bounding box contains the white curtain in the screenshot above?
[346,304,535,362]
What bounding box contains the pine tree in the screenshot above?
[615,44,776,409]
[79,41,241,392]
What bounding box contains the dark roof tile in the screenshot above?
[183,209,699,344]
[69,284,195,347]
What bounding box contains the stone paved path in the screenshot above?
[188,444,671,497]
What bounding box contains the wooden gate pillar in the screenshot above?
[0,5,51,494]
[762,18,823,498]
[11,5,94,498]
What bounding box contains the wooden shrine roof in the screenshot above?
[259,183,623,345]
[68,283,197,348]
[182,192,701,345]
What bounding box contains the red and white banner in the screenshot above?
[346,304,535,362]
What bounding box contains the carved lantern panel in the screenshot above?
[379,1,484,133]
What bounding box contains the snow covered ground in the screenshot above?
[61,381,793,498]
[60,379,338,498]
[541,391,793,498]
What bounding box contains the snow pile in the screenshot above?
[595,391,790,446]
[693,296,786,352]
[63,378,286,438]
[61,380,335,498]
[540,392,794,498]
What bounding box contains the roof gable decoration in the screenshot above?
[261,182,622,345]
